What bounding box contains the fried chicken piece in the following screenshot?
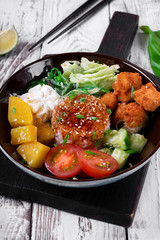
[112,102,148,133]
[133,82,160,112]
[113,72,142,102]
[52,94,110,148]
[100,92,118,111]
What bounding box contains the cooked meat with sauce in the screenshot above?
[111,102,148,133]
[100,92,118,111]
[133,82,160,112]
[113,72,142,102]
[51,94,110,148]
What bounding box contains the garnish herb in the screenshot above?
[61,82,74,96]
[57,117,61,123]
[62,134,69,145]
[69,91,77,100]
[76,115,84,119]
[94,139,102,146]
[53,143,58,147]
[92,131,96,141]
[131,86,135,100]
[126,149,138,154]
[22,159,27,164]
[12,107,16,114]
[80,97,86,102]
[107,108,112,114]
[140,25,160,77]
[62,112,66,117]
[91,116,98,121]
[104,129,111,136]
[82,89,90,95]
[84,150,96,155]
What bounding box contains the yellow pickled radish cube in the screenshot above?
[11,125,37,145]
[17,142,50,168]
[8,96,33,127]
[37,122,54,146]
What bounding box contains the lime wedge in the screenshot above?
[0,25,18,55]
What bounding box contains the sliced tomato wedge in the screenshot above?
[78,149,119,178]
[45,144,82,178]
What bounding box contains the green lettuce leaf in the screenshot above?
[140,25,160,77]
[61,60,83,79]
[62,57,119,90]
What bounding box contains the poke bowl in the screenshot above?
[0,52,160,188]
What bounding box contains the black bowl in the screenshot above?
[0,52,160,188]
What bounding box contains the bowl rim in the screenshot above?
[0,51,160,188]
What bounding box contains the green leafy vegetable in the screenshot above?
[76,115,84,119]
[80,97,86,102]
[22,159,27,164]
[94,139,102,146]
[23,67,70,95]
[84,150,97,155]
[107,108,112,114]
[69,91,77,100]
[126,149,138,154]
[56,117,61,123]
[82,89,90,95]
[61,82,74,96]
[140,25,160,77]
[61,61,83,79]
[64,86,109,98]
[131,86,135,100]
[91,116,98,121]
[22,57,119,98]
[92,131,96,141]
[62,134,69,145]
[84,87,109,96]
[49,67,69,85]
[62,58,119,90]
[104,129,111,136]
[62,112,66,117]
[12,107,16,114]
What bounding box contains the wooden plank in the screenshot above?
[0,197,31,239]
[0,0,44,239]
[110,0,160,239]
[0,0,43,87]
[31,204,126,240]
[41,0,110,56]
[128,153,160,239]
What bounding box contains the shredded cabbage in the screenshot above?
[61,61,83,79]
[61,57,119,90]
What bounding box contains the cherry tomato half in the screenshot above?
[45,144,82,179]
[78,149,119,178]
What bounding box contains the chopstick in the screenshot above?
[48,0,111,44]
[28,0,98,51]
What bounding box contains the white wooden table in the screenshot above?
[0,0,160,239]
